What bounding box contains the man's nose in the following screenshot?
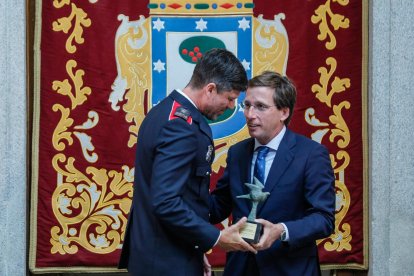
[244,106,256,119]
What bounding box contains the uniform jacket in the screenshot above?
[119,90,220,275]
[210,129,335,276]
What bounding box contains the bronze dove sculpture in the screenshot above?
[237,177,270,221]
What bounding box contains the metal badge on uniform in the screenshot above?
[174,107,190,120]
[206,145,213,162]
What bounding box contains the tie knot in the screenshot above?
[256,146,269,159]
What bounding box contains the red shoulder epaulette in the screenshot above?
[168,101,193,124]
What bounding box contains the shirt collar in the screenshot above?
[254,125,286,151]
[175,89,198,109]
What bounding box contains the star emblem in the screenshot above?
[238,102,244,112]
[238,17,251,31]
[195,18,208,32]
[153,18,165,32]
[153,59,165,73]
[241,59,251,71]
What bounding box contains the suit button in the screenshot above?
[195,245,199,249]
[205,172,210,176]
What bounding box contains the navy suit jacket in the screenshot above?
[119,90,220,275]
[210,129,335,276]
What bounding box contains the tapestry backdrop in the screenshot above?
[30,0,368,273]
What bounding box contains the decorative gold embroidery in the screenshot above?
[317,150,352,251]
[52,0,70,9]
[311,57,351,107]
[52,60,91,109]
[73,111,100,163]
[329,101,351,148]
[110,15,151,148]
[311,0,350,50]
[50,154,133,254]
[49,2,132,255]
[310,1,353,251]
[52,104,74,151]
[312,60,352,251]
[52,3,91,54]
[252,14,289,75]
[311,2,352,251]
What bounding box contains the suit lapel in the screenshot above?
[243,139,255,185]
[258,129,296,214]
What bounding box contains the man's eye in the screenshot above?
[257,104,267,111]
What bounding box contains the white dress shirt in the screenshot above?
[250,126,290,241]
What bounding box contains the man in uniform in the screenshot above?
[119,48,256,276]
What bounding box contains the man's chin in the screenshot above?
[247,128,255,136]
[247,125,259,132]
[204,114,217,121]
[206,112,224,121]
[247,128,260,138]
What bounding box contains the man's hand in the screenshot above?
[203,254,212,276]
[253,219,284,250]
[217,217,257,254]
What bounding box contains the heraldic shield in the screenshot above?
[109,0,289,172]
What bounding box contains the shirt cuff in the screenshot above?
[213,231,221,247]
[280,222,290,241]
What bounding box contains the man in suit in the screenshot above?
[209,71,335,276]
[119,48,256,276]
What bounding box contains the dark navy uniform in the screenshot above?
[119,90,220,275]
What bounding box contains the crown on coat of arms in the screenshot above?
[148,0,254,15]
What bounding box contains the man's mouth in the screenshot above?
[247,123,260,128]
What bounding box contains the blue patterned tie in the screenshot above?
[254,146,269,185]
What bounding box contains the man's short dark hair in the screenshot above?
[248,71,297,125]
[188,48,248,93]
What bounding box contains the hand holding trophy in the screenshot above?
[236,177,270,243]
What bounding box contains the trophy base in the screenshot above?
[239,220,262,244]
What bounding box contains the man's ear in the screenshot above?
[281,107,290,121]
[205,82,216,95]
